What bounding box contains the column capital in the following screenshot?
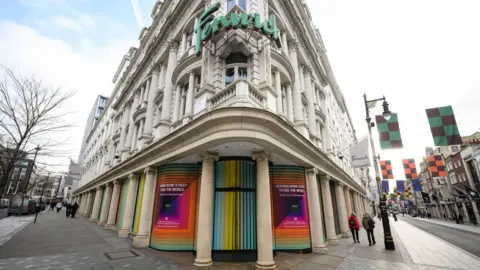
[144,167,157,175]
[343,185,350,191]
[113,180,121,186]
[337,181,344,187]
[285,82,292,88]
[319,174,330,182]
[273,68,280,75]
[128,173,139,181]
[305,168,318,175]
[96,186,103,191]
[303,65,312,75]
[252,150,270,161]
[201,151,219,162]
[106,182,113,187]
[288,40,299,52]
[168,40,179,51]
[151,63,161,74]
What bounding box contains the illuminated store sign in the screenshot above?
[194,2,281,56]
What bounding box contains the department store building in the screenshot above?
[72,0,370,268]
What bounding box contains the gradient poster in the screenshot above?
[150,164,200,250]
[270,166,311,250]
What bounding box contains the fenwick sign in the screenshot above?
[194,2,281,56]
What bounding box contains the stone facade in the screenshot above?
[73,0,369,268]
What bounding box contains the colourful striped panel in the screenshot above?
[213,160,256,251]
[270,165,312,250]
[116,179,129,229]
[98,188,105,221]
[150,164,200,250]
[133,173,146,233]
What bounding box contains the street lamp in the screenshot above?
[363,93,396,251]
[34,172,50,223]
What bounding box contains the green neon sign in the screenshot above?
[195,2,281,56]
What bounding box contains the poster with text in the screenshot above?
[150,164,200,250]
[270,166,312,250]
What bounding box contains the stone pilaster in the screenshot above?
[141,65,160,144]
[319,175,338,245]
[274,69,283,116]
[123,91,140,160]
[98,183,113,226]
[105,180,122,230]
[288,40,308,136]
[117,107,130,158]
[286,83,294,122]
[252,151,275,270]
[303,66,316,136]
[343,186,352,218]
[184,71,195,122]
[133,167,157,248]
[83,191,93,217]
[194,152,219,269]
[305,168,327,254]
[119,174,139,238]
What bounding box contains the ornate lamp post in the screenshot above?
[363,93,395,250]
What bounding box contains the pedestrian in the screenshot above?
[377,213,382,221]
[392,211,398,222]
[56,201,63,213]
[459,213,464,224]
[70,202,79,218]
[65,203,71,217]
[50,201,56,211]
[362,212,376,246]
[348,212,360,243]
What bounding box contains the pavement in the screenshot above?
[0,211,479,269]
[412,216,480,235]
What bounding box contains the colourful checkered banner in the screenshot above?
[427,155,447,177]
[396,180,405,193]
[426,105,462,146]
[402,159,418,179]
[380,160,394,179]
[375,113,404,150]
[412,178,422,192]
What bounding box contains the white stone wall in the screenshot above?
[78,0,361,191]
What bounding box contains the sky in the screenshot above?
[1,0,479,185]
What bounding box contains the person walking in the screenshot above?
[55,201,63,213]
[362,212,376,246]
[65,203,72,217]
[50,201,56,211]
[70,202,79,218]
[348,213,360,243]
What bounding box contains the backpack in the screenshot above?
[368,217,375,228]
[349,217,356,227]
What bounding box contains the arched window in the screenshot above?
[225,52,249,86]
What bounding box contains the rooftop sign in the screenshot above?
[194,2,281,56]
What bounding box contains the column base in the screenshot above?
[341,231,350,238]
[312,246,328,254]
[327,239,339,246]
[105,224,116,230]
[89,218,98,222]
[255,261,276,270]
[193,258,213,269]
[132,234,150,248]
[118,229,130,239]
[98,221,106,226]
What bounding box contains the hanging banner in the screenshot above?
[270,166,311,251]
[150,164,200,251]
[349,137,371,168]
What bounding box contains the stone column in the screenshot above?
[117,107,130,158]
[184,71,195,121]
[344,186,352,217]
[274,70,283,116]
[286,83,294,122]
[173,84,182,122]
[252,151,275,270]
[194,152,219,269]
[133,167,157,248]
[137,120,145,149]
[180,32,187,56]
[123,91,140,160]
[119,174,139,238]
[90,186,104,222]
[79,194,85,215]
[335,182,349,238]
[83,192,93,217]
[106,180,122,230]
[157,41,179,137]
[98,182,113,226]
[141,66,160,144]
[319,175,338,245]
[281,33,288,54]
[288,41,308,136]
[305,168,327,254]
[303,66,316,136]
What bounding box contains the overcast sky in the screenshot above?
[1,0,479,186]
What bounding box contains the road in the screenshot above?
[399,216,480,258]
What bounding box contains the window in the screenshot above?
[281,87,287,114]
[227,0,247,11]
[225,53,249,86]
[225,68,235,86]
[462,173,467,182]
[180,85,188,116]
[19,168,26,180]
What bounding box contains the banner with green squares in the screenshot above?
[426,105,462,146]
[375,113,404,150]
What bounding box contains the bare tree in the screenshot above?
[0,66,74,198]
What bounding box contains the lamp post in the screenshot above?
[363,93,395,250]
[34,172,50,223]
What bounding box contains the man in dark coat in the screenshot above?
[70,202,79,218]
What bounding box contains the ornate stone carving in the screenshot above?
[168,40,179,52]
[145,167,157,175]
[200,151,219,162]
[305,168,318,175]
[252,151,270,161]
[319,174,330,182]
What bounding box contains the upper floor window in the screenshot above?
[227,0,247,11]
[225,53,249,86]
